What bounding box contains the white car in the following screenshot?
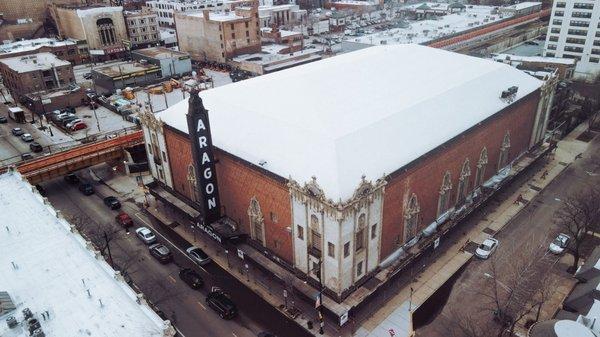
[186,246,211,265]
[135,227,156,244]
[475,238,499,259]
[549,233,570,254]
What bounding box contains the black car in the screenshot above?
[258,333,278,337]
[0,116,7,123]
[21,153,33,161]
[64,173,80,184]
[206,289,237,319]
[179,268,204,290]
[78,182,94,195]
[149,243,172,264]
[29,142,43,153]
[83,73,92,80]
[103,196,121,210]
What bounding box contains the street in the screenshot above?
[417,134,600,336]
[40,170,311,337]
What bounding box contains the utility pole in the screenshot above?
[317,259,324,335]
[90,96,101,131]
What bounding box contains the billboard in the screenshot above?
[186,89,221,224]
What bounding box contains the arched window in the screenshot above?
[186,164,198,202]
[404,193,420,243]
[248,197,264,245]
[474,147,488,187]
[498,131,511,170]
[355,214,366,251]
[309,214,322,255]
[456,159,471,205]
[437,171,453,217]
[97,18,117,46]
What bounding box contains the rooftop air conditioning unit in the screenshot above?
[6,316,17,329]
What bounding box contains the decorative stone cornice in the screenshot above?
[139,106,163,132]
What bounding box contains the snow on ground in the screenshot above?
[0,171,172,337]
[156,44,543,201]
[348,6,508,46]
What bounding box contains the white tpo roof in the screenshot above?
[156,44,542,201]
[0,172,171,337]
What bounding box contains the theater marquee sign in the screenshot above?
[186,89,222,225]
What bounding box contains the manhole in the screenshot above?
[483,227,496,235]
[528,184,542,191]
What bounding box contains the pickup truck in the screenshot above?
[115,212,134,228]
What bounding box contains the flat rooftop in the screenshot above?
[492,53,576,65]
[157,44,542,200]
[185,10,245,21]
[0,53,71,73]
[0,171,172,337]
[133,46,189,59]
[346,5,509,46]
[93,61,160,77]
[0,38,77,56]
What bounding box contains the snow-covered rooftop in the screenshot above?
[0,53,71,73]
[76,6,123,17]
[0,171,172,337]
[0,38,76,55]
[492,53,576,65]
[156,44,542,201]
[347,5,506,46]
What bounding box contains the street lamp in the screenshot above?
[306,259,325,335]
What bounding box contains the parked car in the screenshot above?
[65,119,82,129]
[61,116,79,126]
[186,246,211,266]
[475,238,499,259]
[89,101,99,109]
[78,182,94,195]
[11,128,24,136]
[149,243,172,263]
[21,153,33,160]
[70,122,87,131]
[549,233,570,254]
[20,133,34,142]
[179,268,204,289]
[83,72,92,80]
[64,173,80,184]
[115,212,134,228]
[103,196,121,210]
[135,227,156,244]
[0,116,7,123]
[258,332,278,337]
[206,289,237,319]
[29,142,43,153]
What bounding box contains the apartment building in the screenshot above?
[175,5,261,63]
[543,0,600,79]
[145,0,225,27]
[125,9,161,49]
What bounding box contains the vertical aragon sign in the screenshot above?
[186,89,222,224]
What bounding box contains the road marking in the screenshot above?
[134,212,208,274]
[168,275,177,284]
[174,327,187,337]
[232,333,237,337]
[197,301,206,310]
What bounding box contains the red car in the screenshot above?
[115,212,134,228]
[71,122,87,131]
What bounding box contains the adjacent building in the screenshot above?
[140,45,555,312]
[257,3,307,28]
[543,0,600,79]
[132,46,192,78]
[91,61,161,93]
[175,6,261,63]
[125,9,161,49]
[0,170,175,337]
[0,53,75,102]
[492,53,577,80]
[50,4,128,61]
[0,38,90,65]
[145,0,226,27]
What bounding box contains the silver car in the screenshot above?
[475,238,499,259]
[549,233,570,254]
[186,246,211,265]
[135,227,156,244]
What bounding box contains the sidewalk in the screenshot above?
[356,125,592,337]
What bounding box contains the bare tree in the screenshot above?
[554,186,600,273]
[435,309,502,337]
[68,214,122,265]
[143,279,185,306]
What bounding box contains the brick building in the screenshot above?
[140,45,555,311]
[50,4,128,61]
[174,5,261,63]
[0,53,75,101]
[124,9,161,49]
[0,38,90,65]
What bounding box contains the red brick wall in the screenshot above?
[163,126,294,263]
[380,91,540,260]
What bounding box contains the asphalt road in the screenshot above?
[0,103,57,166]
[40,172,311,337]
[417,136,600,336]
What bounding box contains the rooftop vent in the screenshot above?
[22,307,33,320]
[6,316,17,329]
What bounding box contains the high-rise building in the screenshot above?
[543,0,600,79]
[145,0,225,27]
